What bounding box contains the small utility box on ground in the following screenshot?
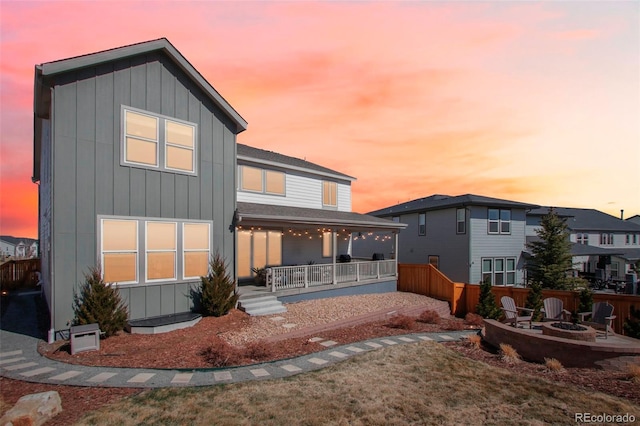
[70,323,100,355]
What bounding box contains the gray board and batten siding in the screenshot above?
[34,39,246,334]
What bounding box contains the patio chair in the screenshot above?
[578,302,616,339]
[542,297,571,322]
[500,296,534,329]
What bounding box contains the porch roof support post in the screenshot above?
[395,232,399,277]
[332,231,337,285]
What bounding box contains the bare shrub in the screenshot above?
[627,364,640,383]
[443,319,466,331]
[544,358,565,372]
[467,334,482,349]
[417,310,440,324]
[245,341,273,361]
[464,313,484,327]
[387,315,416,330]
[499,343,521,364]
[200,338,241,367]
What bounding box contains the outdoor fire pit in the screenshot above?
[541,321,596,342]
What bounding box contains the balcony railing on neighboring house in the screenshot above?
[266,260,397,292]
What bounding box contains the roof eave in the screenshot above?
[237,212,406,231]
[237,155,356,182]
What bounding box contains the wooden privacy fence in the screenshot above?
[398,263,640,336]
[0,258,40,291]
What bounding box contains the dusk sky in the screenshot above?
[1,1,639,238]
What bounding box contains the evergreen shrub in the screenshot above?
[73,267,128,338]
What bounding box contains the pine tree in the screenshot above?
[199,253,239,317]
[525,280,543,321]
[476,277,502,319]
[73,267,128,338]
[526,208,574,290]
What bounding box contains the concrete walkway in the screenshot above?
[0,292,474,389]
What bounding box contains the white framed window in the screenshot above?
[183,223,211,279]
[122,106,197,175]
[576,233,589,245]
[610,261,619,278]
[488,209,511,234]
[600,233,613,245]
[482,257,516,285]
[635,234,639,245]
[322,232,332,258]
[238,166,285,196]
[456,208,466,234]
[146,222,177,282]
[237,229,282,278]
[418,213,426,236]
[101,219,138,284]
[322,181,337,207]
[99,216,211,286]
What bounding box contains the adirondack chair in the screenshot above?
[542,297,571,322]
[500,296,534,328]
[579,302,616,339]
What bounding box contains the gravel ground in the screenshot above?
[222,292,447,345]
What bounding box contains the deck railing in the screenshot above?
[266,260,397,292]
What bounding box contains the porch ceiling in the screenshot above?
[236,202,406,233]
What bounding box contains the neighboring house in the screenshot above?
[627,215,640,226]
[366,194,538,286]
[33,39,247,341]
[0,236,38,259]
[236,144,406,300]
[527,207,640,280]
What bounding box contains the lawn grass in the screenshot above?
[75,342,639,426]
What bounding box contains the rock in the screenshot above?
[0,391,62,426]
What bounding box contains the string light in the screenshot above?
[235,226,393,241]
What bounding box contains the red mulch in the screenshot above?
[2,311,638,425]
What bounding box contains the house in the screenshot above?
[33,38,247,341]
[366,194,538,286]
[0,236,38,259]
[527,207,640,281]
[627,215,640,226]
[235,144,406,301]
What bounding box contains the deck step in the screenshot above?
[238,295,287,316]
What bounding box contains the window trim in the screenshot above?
[238,165,286,196]
[183,222,211,280]
[98,215,212,287]
[456,208,466,234]
[488,208,511,235]
[322,181,337,208]
[121,106,198,176]
[481,257,517,286]
[100,218,139,285]
[145,221,177,283]
[576,233,589,245]
[418,213,426,236]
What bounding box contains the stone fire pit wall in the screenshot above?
[482,319,640,369]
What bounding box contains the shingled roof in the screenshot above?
[368,194,538,217]
[237,144,355,181]
[529,207,640,232]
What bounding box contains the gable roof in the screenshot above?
[529,207,640,232]
[237,144,355,182]
[33,38,247,182]
[0,236,37,246]
[368,194,538,217]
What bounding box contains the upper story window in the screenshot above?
[634,234,639,245]
[488,209,511,234]
[418,213,426,236]
[456,208,466,234]
[239,166,285,195]
[626,234,631,245]
[322,181,337,207]
[122,107,197,175]
[600,233,613,245]
[576,233,589,245]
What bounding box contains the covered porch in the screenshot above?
[236,202,406,296]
